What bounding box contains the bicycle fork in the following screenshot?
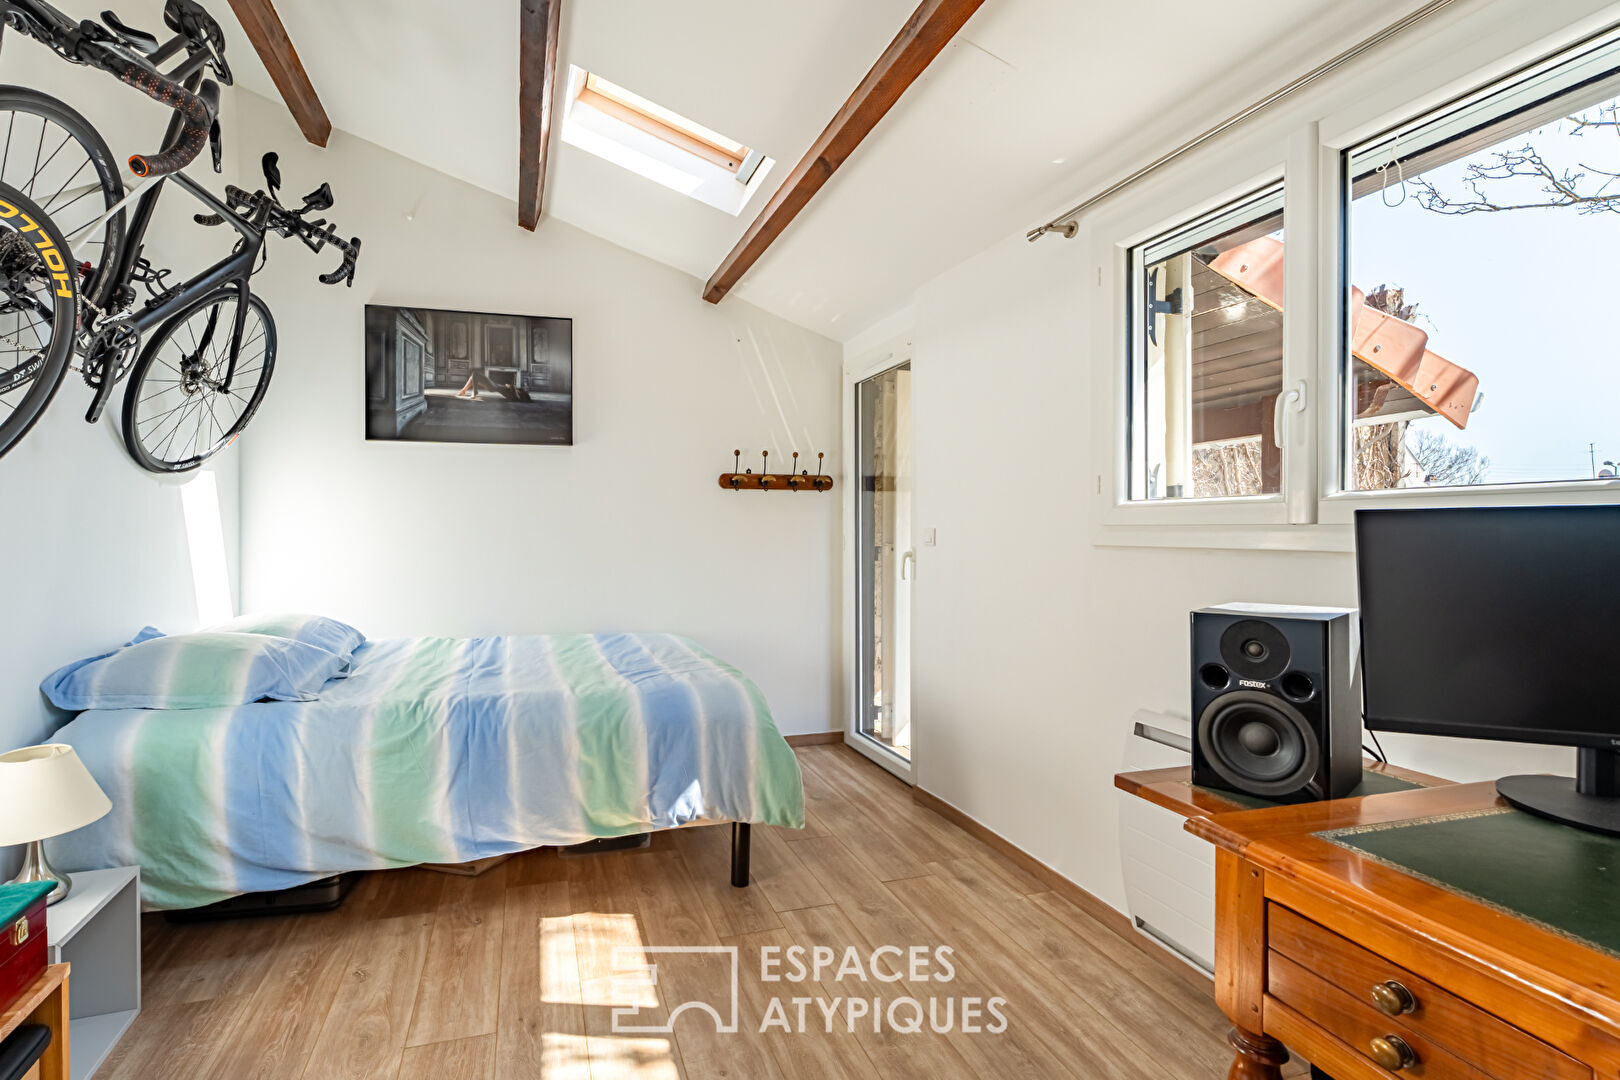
[82,255,252,426]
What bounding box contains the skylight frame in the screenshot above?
[579,73,751,175]
[560,66,775,217]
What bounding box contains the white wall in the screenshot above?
[892,233,1571,914]
[0,10,243,875]
[853,0,1608,913]
[234,93,842,736]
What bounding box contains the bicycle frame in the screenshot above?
[80,166,264,419]
[103,62,210,294]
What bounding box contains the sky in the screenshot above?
[1349,99,1620,486]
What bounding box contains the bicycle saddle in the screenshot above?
[163,0,231,84]
[100,10,159,54]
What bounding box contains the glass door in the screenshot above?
[853,362,913,772]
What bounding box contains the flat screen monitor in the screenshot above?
[1355,505,1620,834]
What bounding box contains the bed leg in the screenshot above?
[731,823,751,888]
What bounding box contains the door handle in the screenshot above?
[901,551,915,581]
[1273,379,1307,449]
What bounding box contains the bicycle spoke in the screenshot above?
[41,156,91,218]
[169,396,212,458]
[48,178,102,219]
[30,131,73,194]
[200,389,225,443]
[153,396,204,456]
[27,120,44,197]
[138,396,191,431]
[138,380,180,404]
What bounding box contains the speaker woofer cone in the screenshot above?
[1196,690,1319,797]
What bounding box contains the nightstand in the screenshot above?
[45,868,138,1080]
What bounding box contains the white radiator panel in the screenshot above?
[1119,709,1216,974]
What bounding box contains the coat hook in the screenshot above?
[716,447,832,493]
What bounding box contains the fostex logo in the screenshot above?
[611,945,740,1034]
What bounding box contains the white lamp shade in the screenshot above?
[0,744,112,846]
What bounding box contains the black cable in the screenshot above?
[1364,729,1389,764]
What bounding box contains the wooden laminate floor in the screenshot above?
[99,745,1301,1080]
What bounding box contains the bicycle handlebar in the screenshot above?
[99,50,217,177]
[2,1,220,177]
[219,183,362,287]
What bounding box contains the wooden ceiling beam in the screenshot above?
[225,0,330,147]
[517,0,563,231]
[702,0,985,304]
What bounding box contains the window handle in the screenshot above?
[1273,380,1307,449]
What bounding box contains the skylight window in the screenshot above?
[561,67,774,216]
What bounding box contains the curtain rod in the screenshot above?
[1026,0,1464,241]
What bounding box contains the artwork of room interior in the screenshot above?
[5,0,1620,1078]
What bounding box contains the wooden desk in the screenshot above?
[1177,781,1620,1079]
[1115,760,1445,822]
[0,964,69,1080]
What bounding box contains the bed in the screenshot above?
[49,632,806,910]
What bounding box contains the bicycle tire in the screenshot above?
[121,287,276,473]
[0,182,78,460]
[0,87,126,312]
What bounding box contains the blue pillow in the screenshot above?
[41,631,349,711]
[206,613,367,666]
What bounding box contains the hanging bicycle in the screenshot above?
[0,0,360,470]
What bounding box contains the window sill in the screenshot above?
[1093,521,1353,553]
[1096,480,1620,551]
[1318,480,1620,523]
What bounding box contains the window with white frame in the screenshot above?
[1342,31,1620,491]
[1127,184,1285,502]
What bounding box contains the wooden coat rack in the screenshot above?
[719,450,834,492]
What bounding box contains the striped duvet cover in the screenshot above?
[51,633,806,909]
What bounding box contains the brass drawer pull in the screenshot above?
[1370,979,1416,1016]
[1369,1035,1418,1072]
[10,916,26,946]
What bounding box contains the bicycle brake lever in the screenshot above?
[209,118,222,173]
[300,182,333,214]
[101,10,159,53]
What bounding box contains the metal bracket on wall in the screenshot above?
[1145,266,1183,347]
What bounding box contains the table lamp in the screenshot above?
[0,744,112,904]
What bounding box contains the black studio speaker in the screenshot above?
[1190,605,1362,803]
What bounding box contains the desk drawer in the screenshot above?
[1271,953,1495,1078]
[1268,904,1584,1080]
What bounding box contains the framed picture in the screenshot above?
[364,304,573,446]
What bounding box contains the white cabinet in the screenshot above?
[46,867,140,1080]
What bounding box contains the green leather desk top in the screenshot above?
[1320,807,1620,959]
[1193,768,1426,811]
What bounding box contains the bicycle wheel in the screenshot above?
[121,289,276,473]
[0,182,78,460]
[0,87,126,312]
